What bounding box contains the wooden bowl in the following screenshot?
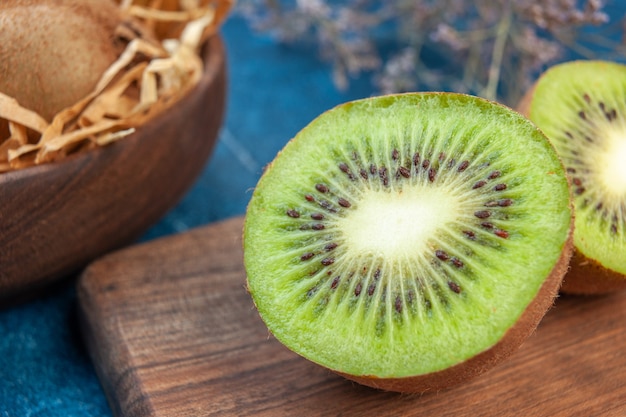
[0,35,227,305]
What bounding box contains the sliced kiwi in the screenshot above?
[519,60,626,294]
[244,93,573,393]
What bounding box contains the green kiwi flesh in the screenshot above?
[244,93,572,392]
[522,60,626,293]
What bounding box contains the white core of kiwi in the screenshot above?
[598,129,626,196]
[340,187,460,260]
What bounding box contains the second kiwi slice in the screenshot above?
[244,93,573,393]
[520,60,626,294]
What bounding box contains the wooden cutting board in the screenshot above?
[78,216,626,417]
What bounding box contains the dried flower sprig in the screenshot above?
[237,0,621,105]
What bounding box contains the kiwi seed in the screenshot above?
[244,93,573,393]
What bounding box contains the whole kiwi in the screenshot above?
[244,93,573,393]
[519,60,626,294]
[0,0,125,122]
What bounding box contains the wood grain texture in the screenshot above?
[0,36,226,304]
[78,216,626,417]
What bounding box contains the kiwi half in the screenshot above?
[244,93,573,393]
[519,60,626,294]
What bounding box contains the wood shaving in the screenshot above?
[0,0,232,173]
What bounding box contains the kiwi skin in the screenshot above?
[518,62,626,295]
[245,92,575,393]
[562,251,626,294]
[0,0,124,121]
[339,233,572,393]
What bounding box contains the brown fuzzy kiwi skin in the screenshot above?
[0,0,124,121]
[561,250,626,295]
[333,222,574,394]
[518,83,626,295]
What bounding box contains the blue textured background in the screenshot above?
[0,15,375,417]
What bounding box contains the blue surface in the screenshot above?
[0,16,376,416]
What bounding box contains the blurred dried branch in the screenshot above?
[237,0,623,105]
